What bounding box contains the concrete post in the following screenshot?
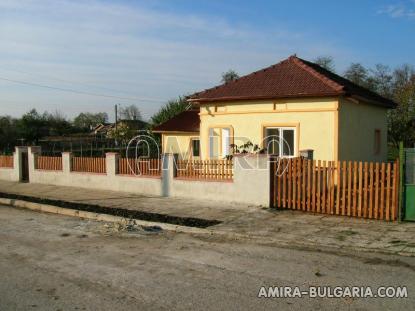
[106,153,119,176]
[233,154,270,207]
[14,146,28,182]
[12,151,19,181]
[62,152,72,173]
[161,153,178,197]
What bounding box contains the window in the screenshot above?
[209,127,232,158]
[264,127,296,157]
[191,139,200,157]
[374,129,381,155]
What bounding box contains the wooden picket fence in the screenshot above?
[71,157,106,174]
[0,155,13,168]
[36,156,63,171]
[270,158,399,221]
[118,158,161,176]
[176,159,233,180]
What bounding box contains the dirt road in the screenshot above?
[0,205,414,310]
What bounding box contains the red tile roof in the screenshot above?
[189,55,396,108]
[152,110,200,133]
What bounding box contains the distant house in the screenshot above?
[92,123,113,136]
[153,55,396,162]
[93,119,148,136]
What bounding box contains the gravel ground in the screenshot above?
[1,180,415,256]
[0,205,414,310]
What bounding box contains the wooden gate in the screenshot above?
[270,157,400,221]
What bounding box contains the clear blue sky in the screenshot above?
[0,0,413,121]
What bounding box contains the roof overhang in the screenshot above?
[346,94,397,109]
[188,92,345,104]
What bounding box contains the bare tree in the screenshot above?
[73,112,108,129]
[221,70,240,83]
[314,56,335,72]
[118,104,142,121]
[344,63,369,87]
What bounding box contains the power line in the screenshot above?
[0,76,165,103]
[0,66,155,97]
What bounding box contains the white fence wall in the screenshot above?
[0,147,270,206]
[28,150,163,197]
[0,147,27,182]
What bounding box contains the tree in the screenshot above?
[369,64,393,98]
[221,70,239,83]
[314,56,335,72]
[149,96,189,156]
[150,96,189,127]
[107,123,136,144]
[343,63,369,87]
[43,110,73,136]
[15,109,50,144]
[387,64,415,148]
[0,116,18,153]
[73,112,108,129]
[118,104,142,121]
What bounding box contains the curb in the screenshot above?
[0,198,212,235]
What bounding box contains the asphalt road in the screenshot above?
[0,205,414,310]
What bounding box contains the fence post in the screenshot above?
[233,154,270,207]
[62,152,72,174]
[14,146,28,182]
[11,149,18,181]
[398,141,404,221]
[106,153,119,176]
[161,153,178,197]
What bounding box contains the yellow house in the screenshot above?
[153,55,396,162]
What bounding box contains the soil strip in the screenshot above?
[0,192,221,228]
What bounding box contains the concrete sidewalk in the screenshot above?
[0,180,254,222]
[1,180,415,257]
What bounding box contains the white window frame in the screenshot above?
[221,128,231,157]
[264,127,296,158]
[209,126,232,159]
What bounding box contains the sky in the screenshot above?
[0,0,414,121]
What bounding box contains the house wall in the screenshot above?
[338,97,388,162]
[199,98,338,161]
[162,133,199,159]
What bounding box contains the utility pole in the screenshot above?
[115,104,118,130]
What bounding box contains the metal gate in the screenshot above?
[403,148,415,221]
[21,152,29,182]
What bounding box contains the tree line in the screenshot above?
[0,104,145,152]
